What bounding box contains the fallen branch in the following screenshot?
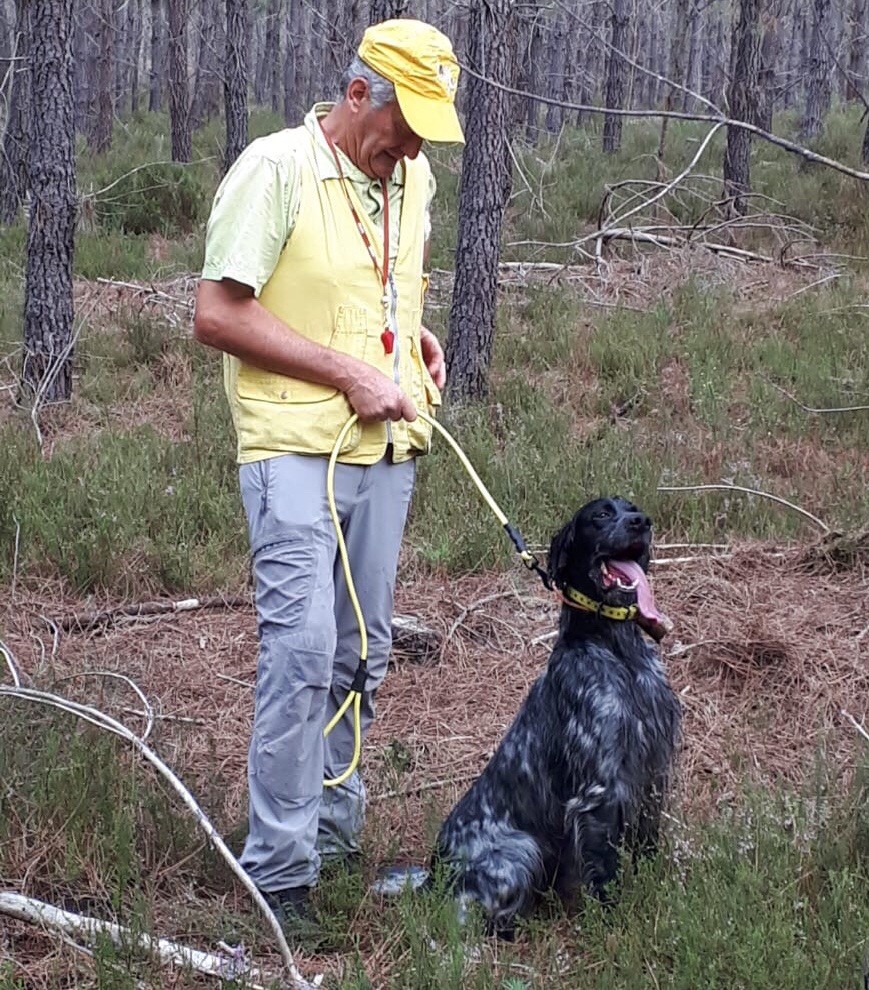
[56,595,252,633]
[658,483,830,534]
[0,892,278,988]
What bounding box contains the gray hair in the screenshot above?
[339,56,397,109]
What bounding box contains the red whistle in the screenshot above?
[381,329,394,355]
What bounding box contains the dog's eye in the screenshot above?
[593,511,611,521]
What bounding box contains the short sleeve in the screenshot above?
[201,142,300,296]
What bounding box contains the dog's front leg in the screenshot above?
[567,802,624,903]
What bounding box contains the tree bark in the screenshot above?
[657,0,691,171]
[602,0,629,152]
[544,11,567,134]
[723,0,761,216]
[756,9,781,132]
[445,0,516,404]
[801,0,831,140]
[21,0,76,405]
[89,0,114,152]
[847,0,867,101]
[368,0,406,21]
[167,0,190,160]
[149,0,162,110]
[0,0,30,224]
[224,0,248,171]
[191,0,223,125]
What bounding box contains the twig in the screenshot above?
[0,685,318,988]
[11,515,20,602]
[840,710,869,746]
[0,640,21,688]
[657,484,830,534]
[369,774,478,803]
[215,673,256,690]
[767,381,869,414]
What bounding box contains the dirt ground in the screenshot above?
[1,530,866,852]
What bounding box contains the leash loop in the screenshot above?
[323,409,550,787]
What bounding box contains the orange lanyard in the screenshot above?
[320,124,394,355]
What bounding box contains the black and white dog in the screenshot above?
[431,497,681,936]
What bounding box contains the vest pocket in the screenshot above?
[236,305,370,404]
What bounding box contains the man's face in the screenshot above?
[354,97,424,180]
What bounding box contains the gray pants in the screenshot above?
[238,451,416,892]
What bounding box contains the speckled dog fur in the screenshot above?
[432,498,681,936]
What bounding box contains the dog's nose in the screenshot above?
[626,512,651,531]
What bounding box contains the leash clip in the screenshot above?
[504,523,553,590]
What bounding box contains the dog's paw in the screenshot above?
[370,864,429,897]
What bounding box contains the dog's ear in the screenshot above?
[547,518,576,589]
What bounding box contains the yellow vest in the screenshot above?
[224,126,441,465]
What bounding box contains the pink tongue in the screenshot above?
[608,559,661,621]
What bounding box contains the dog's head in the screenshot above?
[547,497,671,640]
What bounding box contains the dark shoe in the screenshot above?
[262,886,313,926]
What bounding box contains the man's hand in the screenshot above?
[419,326,446,389]
[344,363,417,423]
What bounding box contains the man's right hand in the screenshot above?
[343,363,417,423]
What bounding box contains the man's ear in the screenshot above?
[547,518,577,589]
[345,77,371,111]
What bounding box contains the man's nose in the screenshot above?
[403,135,424,159]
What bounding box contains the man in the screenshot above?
[193,19,463,926]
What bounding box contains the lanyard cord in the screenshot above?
[319,122,395,355]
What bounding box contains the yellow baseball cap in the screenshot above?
[358,19,464,144]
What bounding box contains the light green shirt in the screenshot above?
[201,103,436,297]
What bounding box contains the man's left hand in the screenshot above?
[420,326,446,389]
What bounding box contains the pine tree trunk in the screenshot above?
[224,0,248,171]
[191,0,223,125]
[167,0,190,160]
[756,10,780,132]
[22,0,76,405]
[129,0,142,114]
[445,0,515,404]
[723,0,761,216]
[0,0,30,225]
[544,12,567,134]
[89,0,114,152]
[602,0,629,153]
[149,0,162,110]
[657,0,691,170]
[801,0,831,140]
[847,0,867,100]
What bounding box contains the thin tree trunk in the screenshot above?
[756,9,780,132]
[129,0,141,114]
[22,0,76,405]
[224,0,248,171]
[445,0,516,404]
[723,0,762,216]
[284,0,303,124]
[602,0,629,152]
[192,0,222,125]
[0,0,30,224]
[149,0,162,109]
[89,0,114,152]
[167,0,190,160]
[801,0,831,140]
[544,11,567,133]
[847,0,867,100]
[657,0,691,172]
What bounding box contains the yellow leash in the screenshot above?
[322,410,548,788]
